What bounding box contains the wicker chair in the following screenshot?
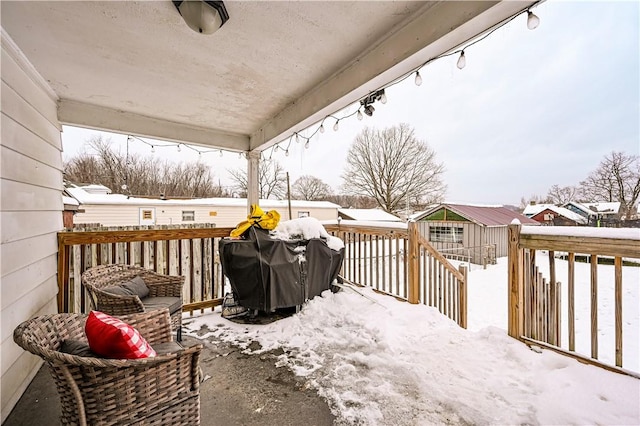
[82,264,185,339]
[13,309,202,426]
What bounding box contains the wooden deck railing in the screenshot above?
[508,223,640,377]
[57,224,232,315]
[325,221,467,328]
[57,221,468,328]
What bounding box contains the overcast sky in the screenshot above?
[62,1,639,206]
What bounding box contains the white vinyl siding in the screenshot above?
[72,203,338,227]
[1,33,62,421]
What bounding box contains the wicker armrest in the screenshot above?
[121,309,173,345]
[141,271,185,298]
[93,290,146,315]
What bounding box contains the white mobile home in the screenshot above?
[66,186,340,228]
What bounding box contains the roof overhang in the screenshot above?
[1,1,537,153]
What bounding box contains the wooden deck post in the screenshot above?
[246,150,260,213]
[507,223,524,339]
[458,265,468,329]
[408,221,420,304]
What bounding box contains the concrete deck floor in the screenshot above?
[5,331,336,425]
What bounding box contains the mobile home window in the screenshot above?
[182,211,195,221]
[429,226,463,244]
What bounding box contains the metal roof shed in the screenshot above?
[413,203,539,264]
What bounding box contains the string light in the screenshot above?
[285,149,290,157]
[414,71,422,86]
[305,140,310,149]
[527,10,540,30]
[456,51,466,69]
[264,1,541,156]
[295,133,300,143]
[126,134,243,159]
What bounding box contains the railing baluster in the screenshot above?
[614,256,623,367]
[568,252,575,351]
[590,254,598,360]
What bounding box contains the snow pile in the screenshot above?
[184,286,639,425]
[271,216,344,251]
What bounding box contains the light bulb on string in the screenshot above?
[456,51,466,69]
[177,144,181,152]
[527,10,540,30]
[151,145,155,154]
[295,133,300,143]
[414,71,422,86]
[305,140,310,149]
[380,92,387,104]
[333,120,339,131]
[357,109,363,121]
[274,144,279,152]
[219,150,223,157]
[285,149,290,157]
[319,124,325,134]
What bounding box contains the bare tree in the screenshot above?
[546,185,580,205]
[291,175,333,200]
[228,159,287,199]
[64,136,229,197]
[580,151,640,218]
[341,123,446,213]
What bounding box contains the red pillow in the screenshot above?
[85,311,156,359]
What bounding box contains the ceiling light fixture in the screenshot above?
[173,1,229,34]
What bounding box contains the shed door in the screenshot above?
[139,208,156,225]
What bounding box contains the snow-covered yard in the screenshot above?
[184,257,640,425]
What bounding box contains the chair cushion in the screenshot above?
[60,339,96,357]
[85,311,156,359]
[103,276,149,298]
[142,297,182,314]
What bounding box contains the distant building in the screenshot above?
[338,208,402,222]
[522,203,557,218]
[65,185,340,228]
[412,203,538,264]
[529,205,587,226]
[563,201,621,226]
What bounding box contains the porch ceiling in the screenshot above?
[1,1,534,153]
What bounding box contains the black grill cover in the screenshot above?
[219,227,344,311]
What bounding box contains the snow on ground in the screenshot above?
[184,218,639,424]
[184,274,639,425]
